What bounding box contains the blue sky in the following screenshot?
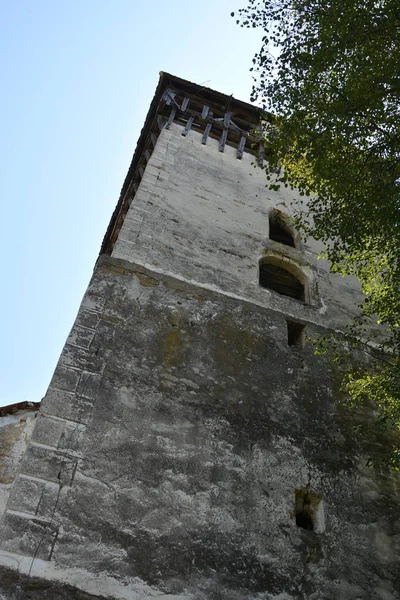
[0,0,262,406]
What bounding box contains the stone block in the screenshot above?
[76,371,102,401]
[57,422,86,454]
[134,190,152,203]
[148,157,164,169]
[49,366,80,393]
[8,476,45,514]
[0,511,58,560]
[117,223,141,244]
[8,477,59,521]
[141,173,158,187]
[112,239,135,261]
[66,325,95,349]
[81,292,106,313]
[74,309,99,330]
[144,164,162,178]
[41,389,93,424]
[152,145,167,156]
[19,444,77,486]
[59,345,104,374]
[31,415,66,448]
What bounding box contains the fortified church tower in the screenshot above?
[0,74,399,600]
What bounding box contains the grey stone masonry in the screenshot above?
[0,75,399,600]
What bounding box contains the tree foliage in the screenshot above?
[233,0,400,466]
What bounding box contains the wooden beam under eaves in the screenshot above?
[182,116,195,137]
[166,108,176,130]
[202,105,210,119]
[237,135,246,159]
[202,122,212,145]
[219,128,228,152]
[223,111,232,128]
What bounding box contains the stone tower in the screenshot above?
[0,73,399,600]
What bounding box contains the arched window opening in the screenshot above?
[269,210,295,247]
[259,261,305,301]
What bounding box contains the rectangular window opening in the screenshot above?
[295,487,325,533]
[287,320,306,348]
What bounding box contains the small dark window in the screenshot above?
[259,262,305,301]
[295,488,324,533]
[269,211,295,247]
[296,509,314,531]
[287,321,306,347]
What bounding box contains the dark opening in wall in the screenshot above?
[296,509,314,531]
[295,488,324,533]
[259,262,305,301]
[269,211,295,247]
[287,321,306,348]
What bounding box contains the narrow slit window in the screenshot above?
[287,321,306,348]
[259,262,305,301]
[269,211,295,247]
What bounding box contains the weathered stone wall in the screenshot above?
[0,257,399,599]
[0,120,399,599]
[112,124,368,333]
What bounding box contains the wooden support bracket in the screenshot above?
[223,111,232,127]
[166,108,176,130]
[237,135,246,159]
[202,122,212,145]
[182,116,195,137]
[219,128,228,152]
[202,105,210,119]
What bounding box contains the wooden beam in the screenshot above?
[145,149,151,162]
[163,89,175,105]
[224,111,232,127]
[237,135,246,159]
[202,105,209,119]
[181,97,189,111]
[219,128,228,152]
[139,166,145,178]
[229,119,242,132]
[202,122,212,145]
[201,111,213,144]
[166,108,176,130]
[182,116,195,137]
[150,133,157,147]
